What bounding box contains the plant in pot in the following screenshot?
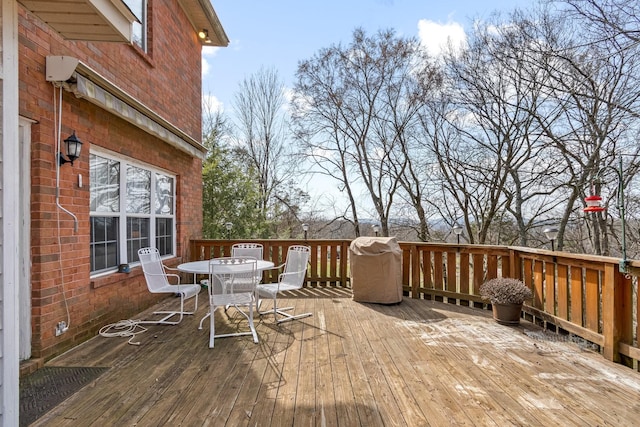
[480,277,532,325]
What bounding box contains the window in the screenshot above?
[123,0,147,51]
[90,152,175,274]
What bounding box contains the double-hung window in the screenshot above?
[90,151,175,274]
[123,0,147,51]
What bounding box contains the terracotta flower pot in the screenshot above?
[491,302,523,325]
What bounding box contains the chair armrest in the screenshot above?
[165,273,181,285]
[266,262,286,272]
[275,269,306,291]
[279,270,304,279]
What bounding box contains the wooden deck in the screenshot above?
[33,287,640,426]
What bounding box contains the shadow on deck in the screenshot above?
[29,287,640,426]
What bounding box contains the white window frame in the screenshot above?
[90,148,176,276]
[123,0,147,52]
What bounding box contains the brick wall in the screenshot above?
[19,1,205,361]
[19,0,203,137]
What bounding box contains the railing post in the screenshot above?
[344,241,351,287]
[602,263,632,362]
[407,244,416,298]
[509,249,518,280]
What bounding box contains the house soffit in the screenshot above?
[19,0,135,42]
[178,0,229,47]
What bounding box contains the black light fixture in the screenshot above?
[452,223,463,244]
[302,223,309,240]
[59,131,83,166]
[373,224,380,237]
[543,227,559,251]
[225,221,233,240]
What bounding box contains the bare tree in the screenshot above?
[201,98,266,238]
[292,28,438,237]
[232,67,297,219]
[561,0,640,45]
[516,4,640,254]
[382,46,443,242]
[424,13,560,245]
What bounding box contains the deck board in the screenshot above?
[31,287,640,427]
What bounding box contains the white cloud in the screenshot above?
[201,38,241,77]
[281,86,297,114]
[417,19,467,58]
[201,46,221,77]
[202,94,224,114]
[202,45,221,56]
[202,57,211,76]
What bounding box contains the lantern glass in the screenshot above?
[59,132,83,166]
[543,227,559,241]
[64,132,83,161]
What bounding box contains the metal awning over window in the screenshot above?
[72,71,206,158]
[47,56,207,159]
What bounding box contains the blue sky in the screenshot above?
[201,0,536,213]
[202,0,535,112]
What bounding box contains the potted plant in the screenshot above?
[480,277,532,325]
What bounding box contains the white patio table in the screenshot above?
[177,258,275,330]
[177,258,275,276]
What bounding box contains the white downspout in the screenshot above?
[52,84,73,335]
[54,85,79,232]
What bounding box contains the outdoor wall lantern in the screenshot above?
[543,227,559,251]
[225,221,233,240]
[452,224,463,244]
[373,224,380,237]
[59,131,83,166]
[583,155,628,273]
[302,223,309,240]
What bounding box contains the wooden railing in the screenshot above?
[189,239,351,287]
[189,239,639,368]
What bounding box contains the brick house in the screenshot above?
[1,1,227,421]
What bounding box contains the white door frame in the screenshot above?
[2,0,22,423]
[19,117,34,361]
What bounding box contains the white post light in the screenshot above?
[543,227,559,251]
[452,224,463,244]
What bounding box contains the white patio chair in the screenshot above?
[231,243,264,290]
[137,247,200,325]
[206,257,259,348]
[232,242,264,259]
[257,245,312,323]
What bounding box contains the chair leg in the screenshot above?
[139,292,198,325]
[258,296,312,324]
[209,307,215,348]
[198,312,210,330]
[206,302,259,348]
[248,298,258,343]
[274,308,313,323]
